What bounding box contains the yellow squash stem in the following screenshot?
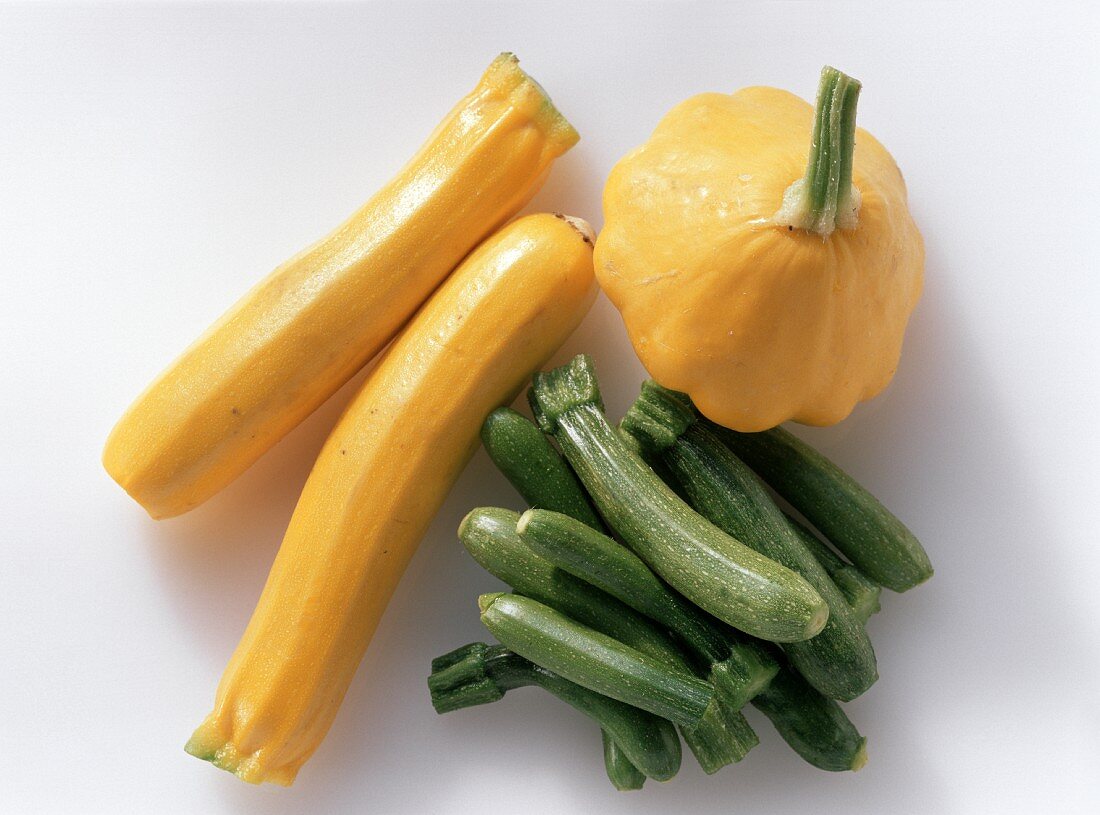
[103,53,577,519]
[185,213,597,785]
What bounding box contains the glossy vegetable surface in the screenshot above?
[527,355,828,642]
[752,652,868,772]
[603,731,647,790]
[708,422,933,591]
[104,53,578,518]
[517,508,778,710]
[458,510,668,784]
[481,407,605,531]
[477,426,762,773]
[459,508,688,672]
[460,507,756,773]
[787,515,881,623]
[480,593,713,727]
[512,507,866,773]
[620,382,877,701]
[185,213,597,785]
[595,66,923,430]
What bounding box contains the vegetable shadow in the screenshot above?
[144,363,374,661]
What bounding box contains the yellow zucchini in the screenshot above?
[184,213,597,785]
[103,53,578,519]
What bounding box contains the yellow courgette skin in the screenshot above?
[103,54,577,519]
[184,213,597,785]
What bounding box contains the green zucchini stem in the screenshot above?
[681,694,759,772]
[428,642,682,782]
[774,65,862,237]
[428,641,531,712]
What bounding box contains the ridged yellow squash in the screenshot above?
[595,67,923,431]
[185,213,597,785]
[104,53,578,518]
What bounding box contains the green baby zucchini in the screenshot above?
[481,407,606,531]
[517,508,778,710]
[479,592,713,727]
[707,422,932,592]
[429,642,682,782]
[527,355,827,643]
[751,651,869,772]
[460,508,756,772]
[620,382,877,701]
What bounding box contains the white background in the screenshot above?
[2,2,1098,813]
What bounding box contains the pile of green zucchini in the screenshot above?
[428,354,932,790]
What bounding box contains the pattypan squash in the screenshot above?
[595,67,923,430]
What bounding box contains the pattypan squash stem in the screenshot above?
[775,66,862,237]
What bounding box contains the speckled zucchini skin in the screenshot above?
[460,508,757,774]
[518,508,778,710]
[459,508,683,670]
[479,593,713,727]
[527,355,828,643]
[481,407,605,531]
[708,423,932,592]
[620,382,878,701]
[786,514,881,624]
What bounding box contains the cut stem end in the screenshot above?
[850,738,869,771]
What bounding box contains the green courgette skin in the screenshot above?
[708,423,933,592]
[750,652,868,772]
[786,514,881,624]
[484,424,764,772]
[518,508,728,664]
[428,643,682,782]
[479,592,713,727]
[527,355,828,643]
[474,425,643,786]
[501,510,865,772]
[519,508,770,769]
[460,508,683,670]
[602,731,646,790]
[460,508,756,774]
[481,407,606,532]
[457,467,864,774]
[623,396,878,701]
[460,507,667,785]
[670,426,877,700]
[518,508,778,709]
[533,658,683,783]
